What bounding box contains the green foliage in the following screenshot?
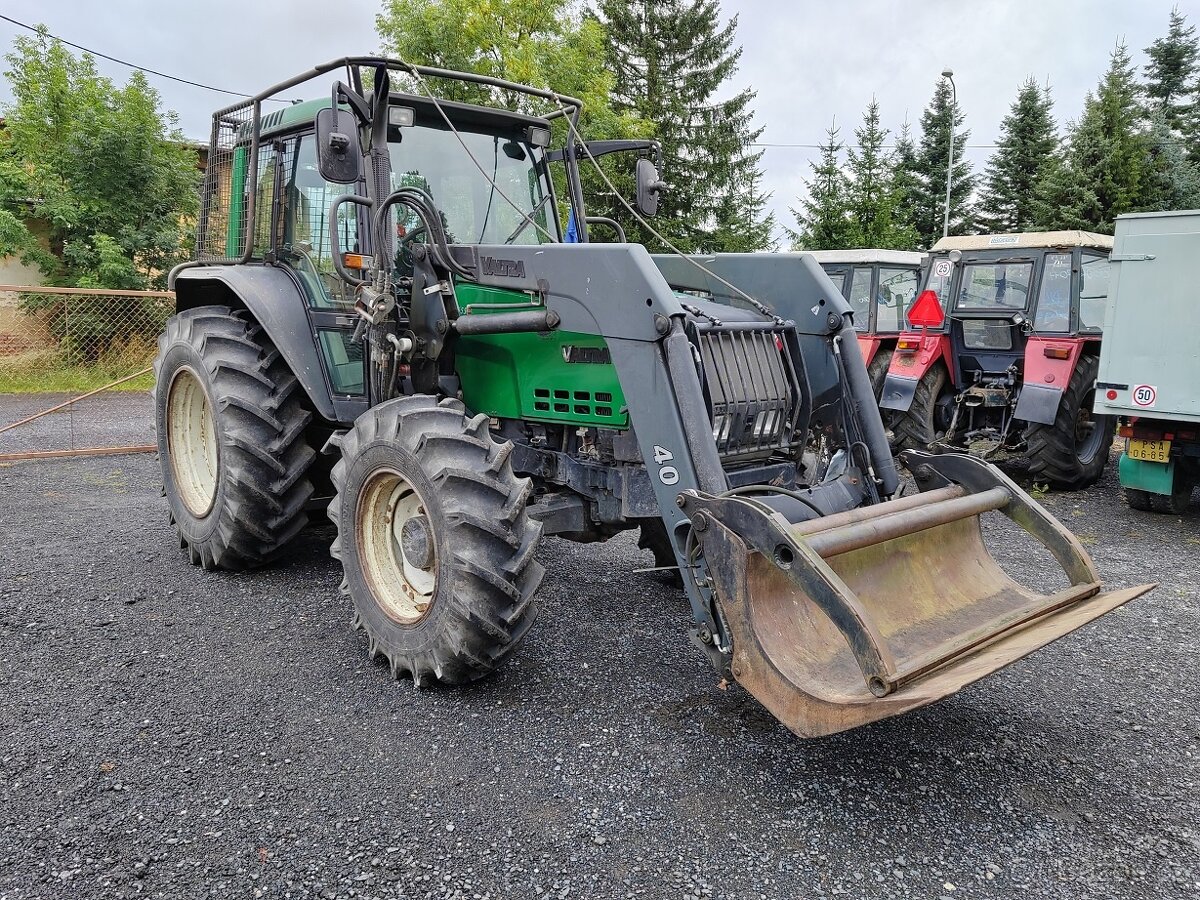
[1033,43,1148,232]
[978,79,1060,233]
[1143,6,1198,132]
[0,28,200,292]
[1141,111,1200,210]
[596,0,773,252]
[788,123,853,250]
[909,78,975,248]
[844,100,918,249]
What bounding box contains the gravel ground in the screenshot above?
[0,393,154,456]
[1,417,1197,899]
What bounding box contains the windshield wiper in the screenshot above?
[503,194,552,245]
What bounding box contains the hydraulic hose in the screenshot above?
[835,317,900,497]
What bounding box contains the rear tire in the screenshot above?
[891,364,949,452]
[1153,476,1193,515]
[1023,355,1115,490]
[330,395,544,685]
[154,306,315,570]
[866,349,893,403]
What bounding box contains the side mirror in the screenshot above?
[315,108,362,185]
[635,157,666,217]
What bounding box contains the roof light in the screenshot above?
[525,125,552,148]
[907,290,945,329]
[388,106,415,127]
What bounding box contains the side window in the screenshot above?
[876,267,917,332]
[848,267,873,330]
[823,268,848,296]
[1078,254,1109,331]
[283,134,359,308]
[252,142,282,256]
[1033,252,1072,332]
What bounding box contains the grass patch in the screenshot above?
[0,337,156,394]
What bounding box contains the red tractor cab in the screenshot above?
[880,232,1116,489]
[810,250,924,398]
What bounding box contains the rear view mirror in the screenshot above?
[636,157,666,217]
[315,108,362,185]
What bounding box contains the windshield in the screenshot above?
[388,123,556,245]
[954,261,1034,310]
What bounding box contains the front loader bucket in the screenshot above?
[680,451,1153,738]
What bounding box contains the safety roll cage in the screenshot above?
[174,56,588,287]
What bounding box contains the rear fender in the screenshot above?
[1013,337,1085,426]
[857,334,881,366]
[879,332,950,411]
[173,265,359,425]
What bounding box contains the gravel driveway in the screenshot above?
[1,443,1197,900]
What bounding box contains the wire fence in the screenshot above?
[0,285,174,459]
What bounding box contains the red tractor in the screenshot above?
[810,250,924,399]
[879,232,1116,489]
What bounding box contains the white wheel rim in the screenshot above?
[166,367,218,518]
[356,469,437,625]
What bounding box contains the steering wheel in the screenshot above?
[396,225,428,271]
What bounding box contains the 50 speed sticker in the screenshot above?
[1132,384,1157,408]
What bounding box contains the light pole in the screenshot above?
[941,68,956,238]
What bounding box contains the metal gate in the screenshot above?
[0,285,174,460]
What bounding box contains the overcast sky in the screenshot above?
[0,0,1188,244]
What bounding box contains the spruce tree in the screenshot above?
[910,78,975,247]
[843,99,917,249]
[1034,43,1148,232]
[978,79,1059,232]
[788,122,852,250]
[891,121,922,237]
[596,0,773,252]
[1141,111,1200,210]
[1143,6,1198,131]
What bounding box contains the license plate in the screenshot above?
[1128,439,1171,463]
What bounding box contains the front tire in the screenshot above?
[154,306,315,569]
[1024,355,1115,490]
[330,396,543,684]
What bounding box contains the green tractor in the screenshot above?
[157,58,1150,738]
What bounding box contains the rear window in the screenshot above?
[955,262,1034,310]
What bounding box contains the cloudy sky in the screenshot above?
[0,0,1187,243]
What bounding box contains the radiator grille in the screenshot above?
[695,326,802,459]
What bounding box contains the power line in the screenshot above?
[752,142,1000,149]
[0,13,286,103]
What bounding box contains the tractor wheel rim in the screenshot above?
[166,367,218,518]
[357,469,436,625]
[1075,392,1103,464]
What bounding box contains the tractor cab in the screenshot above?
[808,249,924,397]
[881,232,1116,488]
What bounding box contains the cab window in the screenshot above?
[848,267,872,330]
[280,134,360,308]
[955,262,1034,310]
[1078,254,1109,330]
[1033,253,1072,332]
[876,266,917,332]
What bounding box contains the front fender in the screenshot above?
[173,264,360,425]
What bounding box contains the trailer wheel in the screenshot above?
[1153,474,1194,515]
[1124,488,1155,511]
[154,306,315,569]
[891,364,950,452]
[330,396,544,685]
[1023,356,1115,490]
